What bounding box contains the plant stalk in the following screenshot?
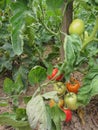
[82,17,98,50]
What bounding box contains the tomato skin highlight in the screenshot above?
[64,92,78,110]
[62,108,72,122]
[47,68,63,81]
[69,19,85,35]
[66,78,80,93]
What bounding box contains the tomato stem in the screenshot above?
[38,0,58,36]
[82,17,98,50]
[41,21,58,36]
[34,44,49,68]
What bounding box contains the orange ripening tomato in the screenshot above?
[58,99,64,108]
[49,99,64,108]
[49,99,56,108]
[66,78,80,94]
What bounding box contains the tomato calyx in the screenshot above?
[47,68,64,81]
[66,77,80,94]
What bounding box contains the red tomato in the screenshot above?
[47,68,63,81]
[62,108,72,122]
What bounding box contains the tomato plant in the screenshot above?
[0,0,98,130]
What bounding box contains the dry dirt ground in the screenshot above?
[0,73,98,130]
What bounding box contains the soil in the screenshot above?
[0,72,98,130]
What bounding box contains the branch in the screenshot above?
[41,21,58,36]
[82,17,98,50]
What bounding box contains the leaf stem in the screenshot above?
[38,1,58,36]
[82,17,98,50]
[94,38,98,42]
[41,21,58,36]
[34,44,49,68]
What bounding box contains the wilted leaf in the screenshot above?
[26,95,52,130]
[42,91,58,100]
[10,0,28,55]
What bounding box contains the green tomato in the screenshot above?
[64,92,78,110]
[69,19,85,35]
[53,82,66,96]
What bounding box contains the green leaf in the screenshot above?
[84,65,98,80]
[0,56,13,72]
[28,66,47,85]
[77,66,98,106]
[3,78,14,95]
[26,95,52,130]
[64,34,82,64]
[77,85,92,105]
[0,113,31,130]
[63,34,82,77]
[23,96,32,104]
[14,74,24,94]
[16,108,27,121]
[47,63,53,75]
[0,0,5,9]
[1,43,15,57]
[10,0,28,55]
[90,75,98,96]
[46,0,64,10]
[50,105,65,130]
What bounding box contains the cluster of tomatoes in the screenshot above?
[47,18,85,122]
[47,68,80,122]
